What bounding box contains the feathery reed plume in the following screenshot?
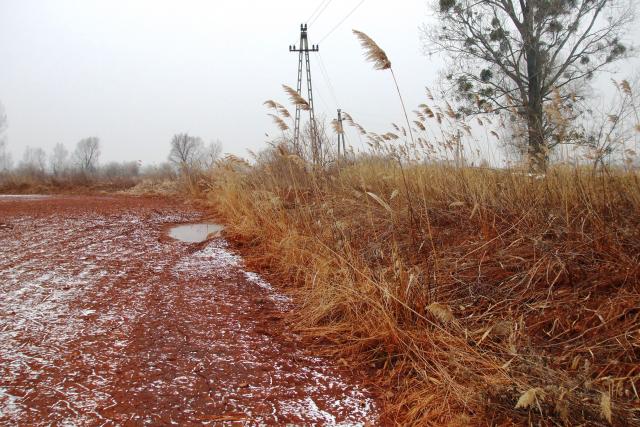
[352,29,414,148]
[268,114,289,131]
[343,112,367,135]
[427,303,455,323]
[424,106,435,118]
[331,119,344,135]
[445,101,457,119]
[276,103,291,118]
[352,30,391,70]
[600,392,612,424]
[265,100,292,118]
[282,85,310,111]
[426,87,435,100]
[515,388,544,410]
[263,100,278,109]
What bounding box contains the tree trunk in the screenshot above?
[526,93,546,173]
[524,0,547,173]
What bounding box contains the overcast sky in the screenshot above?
[0,1,638,166]
[0,0,444,165]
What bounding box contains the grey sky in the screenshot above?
[0,0,441,165]
[1,1,638,166]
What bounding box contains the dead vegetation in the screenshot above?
[205,152,640,425]
[204,27,640,422]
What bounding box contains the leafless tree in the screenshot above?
[140,162,176,181]
[424,0,636,171]
[0,140,9,172]
[73,137,101,173]
[201,140,223,169]
[168,133,204,174]
[0,103,11,172]
[19,146,47,177]
[101,161,140,180]
[583,78,640,169]
[50,143,69,176]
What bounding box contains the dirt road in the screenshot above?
[0,195,378,425]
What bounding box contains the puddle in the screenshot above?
[0,195,50,200]
[168,223,223,243]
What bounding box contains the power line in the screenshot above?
[290,0,333,49]
[306,0,330,25]
[309,0,334,26]
[318,0,366,43]
[316,52,340,107]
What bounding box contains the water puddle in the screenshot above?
[0,195,50,200]
[168,223,224,243]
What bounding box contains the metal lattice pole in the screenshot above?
[289,24,319,164]
[337,109,345,158]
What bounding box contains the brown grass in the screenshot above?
[207,155,640,425]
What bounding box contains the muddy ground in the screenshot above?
[0,195,379,425]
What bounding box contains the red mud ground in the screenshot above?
[0,195,379,426]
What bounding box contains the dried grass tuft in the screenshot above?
[282,85,310,111]
[600,392,612,424]
[515,388,545,410]
[352,29,391,70]
[331,119,344,135]
[268,114,289,132]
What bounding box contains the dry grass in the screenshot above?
[207,155,640,425]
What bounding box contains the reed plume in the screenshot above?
[268,114,289,132]
[276,103,291,118]
[263,100,278,109]
[352,29,414,146]
[352,30,391,70]
[282,85,310,111]
[331,119,344,135]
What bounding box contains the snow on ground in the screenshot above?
[171,238,376,425]
[0,196,378,425]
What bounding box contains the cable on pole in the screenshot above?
[318,0,366,43]
[309,0,334,26]
[316,52,340,108]
[306,0,330,25]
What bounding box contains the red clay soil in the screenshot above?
[0,195,379,425]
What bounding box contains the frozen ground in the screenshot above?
[0,196,378,425]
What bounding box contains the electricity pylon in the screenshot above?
[336,109,346,157]
[289,24,320,164]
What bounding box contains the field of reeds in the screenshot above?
[208,154,639,425]
[204,52,640,423]
[195,27,640,426]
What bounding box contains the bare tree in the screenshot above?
[0,140,10,172]
[584,78,640,169]
[424,0,635,171]
[168,133,204,174]
[73,137,101,173]
[201,140,223,169]
[50,143,69,176]
[19,146,47,177]
[101,161,140,180]
[0,103,11,172]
